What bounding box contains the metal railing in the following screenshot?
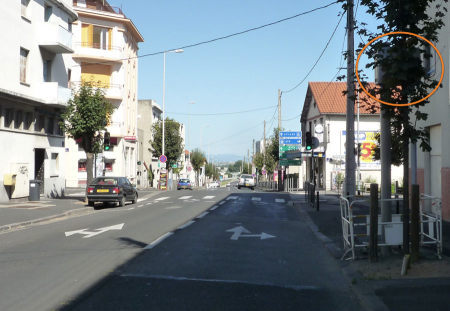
[70,81,122,89]
[75,42,122,52]
[74,0,126,16]
[257,181,277,190]
[340,194,442,261]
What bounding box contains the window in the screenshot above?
[21,0,30,16]
[37,115,45,133]
[55,119,63,136]
[43,59,51,82]
[44,5,52,22]
[46,117,54,134]
[20,48,28,83]
[105,162,113,171]
[50,153,59,176]
[24,112,33,131]
[67,69,72,87]
[68,20,72,32]
[5,109,13,129]
[78,161,86,171]
[14,110,23,129]
[81,24,112,50]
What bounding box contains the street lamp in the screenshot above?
[162,49,183,161]
[188,101,195,165]
[200,124,209,151]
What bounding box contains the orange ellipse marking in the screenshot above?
[355,31,444,107]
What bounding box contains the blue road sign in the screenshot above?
[280,138,302,145]
[279,131,301,138]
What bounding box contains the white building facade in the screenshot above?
[300,82,403,191]
[0,0,78,201]
[64,0,144,187]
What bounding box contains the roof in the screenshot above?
[306,82,380,116]
[185,150,190,155]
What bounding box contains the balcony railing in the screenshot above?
[37,22,73,54]
[75,42,122,52]
[74,0,126,17]
[70,81,122,89]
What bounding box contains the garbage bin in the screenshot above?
[29,180,43,201]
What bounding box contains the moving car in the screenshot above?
[177,178,193,190]
[87,177,138,207]
[226,182,231,187]
[238,174,255,190]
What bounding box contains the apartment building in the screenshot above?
[0,0,78,202]
[64,0,144,187]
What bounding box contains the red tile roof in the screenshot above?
[308,82,380,115]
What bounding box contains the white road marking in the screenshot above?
[203,196,215,199]
[210,206,218,211]
[196,212,209,219]
[66,192,85,196]
[219,201,226,205]
[137,198,148,202]
[138,205,143,207]
[146,203,152,205]
[226,226,276,240]
[179,196,192,200]
[252,197,261,201]
[144,232,174,250]
[275,199,285,203]
[155,197,170,201]
[177,220,195,229]
[227,196,238,200]
[65,223,124,238]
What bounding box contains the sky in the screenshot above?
[118,0,377,160]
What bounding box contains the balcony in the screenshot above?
[36,82,72,106]
[37,22,73,54]
[71,81,122,100]
[74,0,126,17]
[73,42,124,63]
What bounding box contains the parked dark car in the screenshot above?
[177,178,193,190]
[87,177,138,207]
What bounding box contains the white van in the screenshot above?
[238,174,255,190]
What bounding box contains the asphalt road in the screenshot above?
[0,187,363,311]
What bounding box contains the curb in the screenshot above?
[0,207,95,234]
[295,201,389,311]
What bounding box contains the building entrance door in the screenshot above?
[35,149,45,194]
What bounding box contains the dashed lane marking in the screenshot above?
[203,196,215,199]
[196,212,209,219]
[155,197,170,201]
[275,199,285,203]
[144,232,174,250]
[227,196,238,200]
[179,196,192,200]
[210,206,218,211]
[177,220,195,229]
[219,201,226,205]
[252,197,261,201]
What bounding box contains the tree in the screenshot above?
[371,131,403,166]
[338,0,447,253]
[173,163,184,181]
[59,81,116,199]
[190,148,205,186]
[149,118,184,171]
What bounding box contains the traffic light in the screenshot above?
[137,161,141,165]
[104,131,110,151]
[305,132,312,151]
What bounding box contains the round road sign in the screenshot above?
[159,155,167,163]
[187,167,192,172]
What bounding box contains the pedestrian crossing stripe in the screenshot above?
[275,199,285,203]
[251,197,261,201]
[227,196,238,200]
[203,196,215,199]
[155,197,170,201]
[179,196,192,200]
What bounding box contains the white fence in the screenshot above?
[340,194,442,260]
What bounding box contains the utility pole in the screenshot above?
[278,89,282,191]
[263,120,266,181]
[252,139,255,174]
[345,0,356,198]
[248,149,250,174]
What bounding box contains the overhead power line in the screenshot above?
[166,105,276,116]
[283,10,345,94]
[74,1,338,68]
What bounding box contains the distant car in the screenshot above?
[216,181,221,188]
[238,174,255,190]
[87,177,138,207]
[226,183,230,187]
[177,178,193,190]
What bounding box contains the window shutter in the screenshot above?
[108,29,112,51]
[88,25,94,46]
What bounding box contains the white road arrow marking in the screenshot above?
[65,223,124,238]
[226,226,276,240]
[226,226,251,240]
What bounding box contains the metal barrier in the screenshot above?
[257,181,277,191]
[340,194,442,260]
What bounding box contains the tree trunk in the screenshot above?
[402,109,410,255]
[85,152,94,201]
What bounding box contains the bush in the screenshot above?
[363,176,377,184]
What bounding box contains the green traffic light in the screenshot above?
[104,145,110,151]
[306,146,312,151]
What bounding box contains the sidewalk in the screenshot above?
[289,192,450,310]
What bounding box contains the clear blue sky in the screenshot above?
[120,0,376,159]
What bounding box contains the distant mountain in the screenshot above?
[212,154,243,163]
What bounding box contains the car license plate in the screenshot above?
[97,189,109,193]
[246,183,249,186]
[182,186,186,188]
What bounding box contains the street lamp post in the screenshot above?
[188,101,195,165]
[162,49,183,161]
[200,124,209,151]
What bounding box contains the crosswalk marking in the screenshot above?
[203,196,215,199]
[275,199,285,203]
[137,198,148,202]
[179,196,192,200]
[251,197,261,201]
[155,197,169,201]
[227,196,238,200]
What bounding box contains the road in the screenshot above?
[0,187,363,311]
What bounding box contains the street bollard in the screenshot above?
[316,191,319,211]
[369,183,379,263]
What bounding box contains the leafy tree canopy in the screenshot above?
[149,118,184,171]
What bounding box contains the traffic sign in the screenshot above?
[279,159,302,166]
[279,131,301,138]
[280,138,302,145]
[159,155,167,163]
[187,166,192,172]
[171,164,177,168]
[279,153,287,159]
[279,145,300,152]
